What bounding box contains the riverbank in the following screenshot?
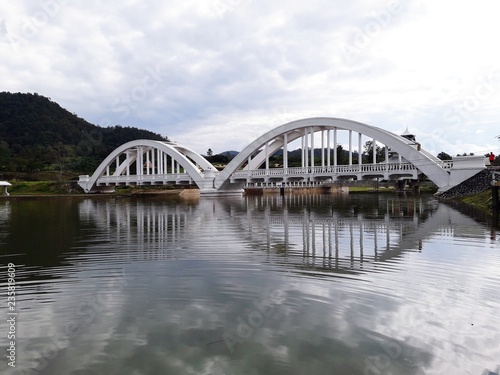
[434,169,497,213]
[3,180,440,197]
[456,189,494,212]
[1,180,195,198]
[6,180,82,195]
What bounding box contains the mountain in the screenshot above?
[220,150,239,157]
[0,92,168,176]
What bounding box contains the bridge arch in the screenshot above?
[78,139,217,193]
[79,117,485,194]
[214,117,452,190]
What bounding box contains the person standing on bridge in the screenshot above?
[489,152,495,164]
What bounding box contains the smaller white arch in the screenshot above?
[79,140,217,192]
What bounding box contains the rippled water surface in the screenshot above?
[1,194,499,375]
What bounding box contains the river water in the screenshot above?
[0,194,499,375]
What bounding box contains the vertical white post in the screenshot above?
[177,161,180,174]
[159,153,162,174]
[349,130,352,166]
[265,142,269,170]
[157,149,161,174]
[310,127,315,168]
[333,128,337,167]
[171,156,174,174]
[126,151,130,176]
[115,156,119,175]
[372,138,377,164]
[321,130,325,167]
[137,147,142,176]
[304,131,309,169]
[107,165,110,176]
[301,134,305,168]
[146,151,150,175]
[358,132,362,166]
[283,133,288,170]
[327,129,331,167]
[152,148,156,175]
[162,153,165,174]
[385,146,389,164]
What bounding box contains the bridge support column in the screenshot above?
[333,128,337,167]
[304,130,309,169]
[137,146,143,180]
[349,130,352,166]
[321,130,325,167]
[358,132,362,167]
[310,127,314,168]
[327,129,331,167]
[372,138,376,164]
[283,133,288,169]
[126,151,131,176]
[265,142,269,170]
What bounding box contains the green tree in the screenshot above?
[50,143,74,180]
[437,152,452,160]
[363,140,385,163]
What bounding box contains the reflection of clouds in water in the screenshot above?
[17,269,130,374]
[73,197,499,374]
[358,256,500,374]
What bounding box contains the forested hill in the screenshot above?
[0,92,168,176]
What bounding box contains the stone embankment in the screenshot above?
[437,169,492,199]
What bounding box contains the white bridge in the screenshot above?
[78,117,487,195]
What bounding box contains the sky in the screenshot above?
[1,0,500,156]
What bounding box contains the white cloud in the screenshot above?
[1,0,500,156]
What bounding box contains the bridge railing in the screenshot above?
[233,162,418,178]
[436,157,487,170]
[97,173,193,184]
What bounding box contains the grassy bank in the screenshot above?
[4,181,188,196]
[7,180,82,195]
[457,189,493,212]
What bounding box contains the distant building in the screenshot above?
[388,127,417,162]
[400,127,416,142]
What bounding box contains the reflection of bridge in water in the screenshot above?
[78,195,487,276]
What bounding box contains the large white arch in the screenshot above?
[214,117,452,190]
[79,139,217,193]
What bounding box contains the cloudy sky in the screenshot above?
[1,0,499,156]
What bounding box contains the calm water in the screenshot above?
[0,194,499,375]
